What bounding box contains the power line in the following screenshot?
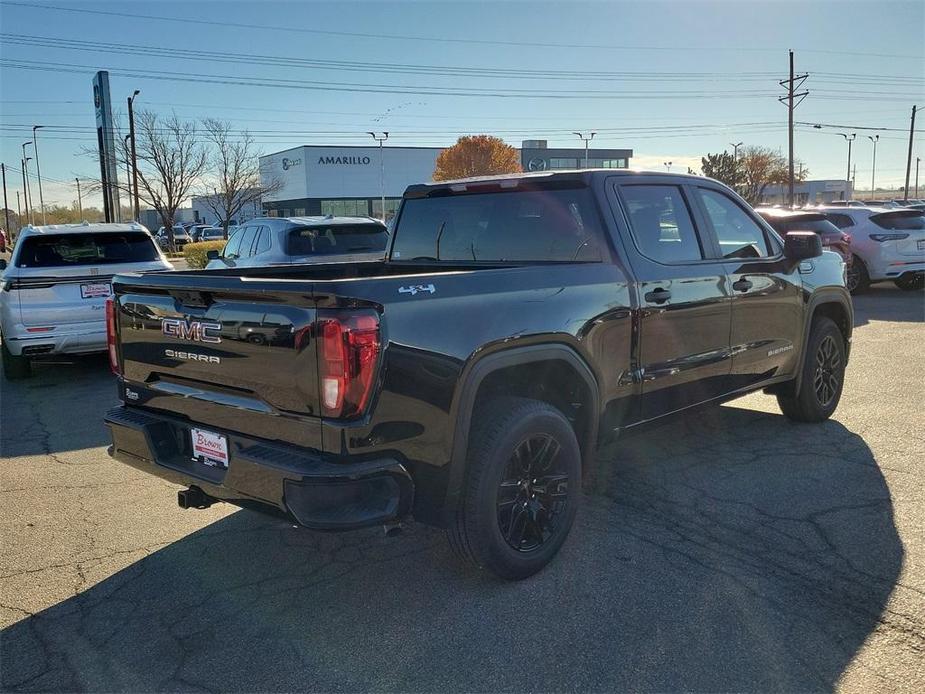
[4,1,921,59]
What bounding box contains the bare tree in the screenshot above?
[132,112,208,251]
[200,119,280,238]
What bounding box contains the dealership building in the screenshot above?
[259,140,634,218]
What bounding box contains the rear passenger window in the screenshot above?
[697,188,772,259]
[253,227,271,255]
[235,226,259,258]
[620,185,703,263]
[222,228,244,258]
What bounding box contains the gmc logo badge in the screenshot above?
[162,317,222,344]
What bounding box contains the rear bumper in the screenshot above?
[104,406,414,530]
[2,325,106,356]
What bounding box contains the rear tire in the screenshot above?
[894,274,924,291]
[2,340,32,380]
[777,317,845,423]
[448,397,581,580]
[845,255,869,294]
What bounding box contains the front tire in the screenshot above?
[777,317,845,423]
[448,397,581,580]
[894,274,924,291]
[845,255,870,294]
[2,340,32,380]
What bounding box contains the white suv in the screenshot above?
[0,222,172,379]
[817,207,925,293]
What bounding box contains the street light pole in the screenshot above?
[573,132,596,168]
[75,178,83,219]
[867,135,879,200]
[367,131,389,221]
[1,163,10,236]
[21,142,33,224]
[32,125,46,224]
[839,133,856,197]
[663,161,673,172]
[127,90,140,220]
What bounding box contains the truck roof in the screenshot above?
[406,168,704,197]
[19,222,149,237]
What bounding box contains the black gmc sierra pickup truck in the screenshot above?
[104,170,852,579]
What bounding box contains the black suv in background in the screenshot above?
[105,171,851,579]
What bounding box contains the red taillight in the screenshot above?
[317,311,380,419]
[105,298,120,375]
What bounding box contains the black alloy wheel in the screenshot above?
[497,434,569,553]
[813,334,842,407]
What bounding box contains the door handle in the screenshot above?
[644,288,671,304]
[732,278,753,292]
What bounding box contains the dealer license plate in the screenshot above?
[917,239,925,251]
[80,283,111,299]
[190,428,229,468]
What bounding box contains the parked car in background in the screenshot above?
[756,208,852,266]
[188,225,224,243]
[824,200,870,208]
[0,228,7,253]
[818,207,925,292]
[204,216,389,269]
[0,222,172,379]
[155,226,193,250]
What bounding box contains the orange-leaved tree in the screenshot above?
[433,135,522,181]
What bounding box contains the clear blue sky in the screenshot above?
[1,0,923,209]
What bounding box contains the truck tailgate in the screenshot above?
[113,273,323,451]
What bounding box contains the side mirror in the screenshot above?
[206,250,220,260]
[784,231,822,261]
[0,258,7,271]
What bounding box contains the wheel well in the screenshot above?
[812,301,851,345]
[470,359,595,466]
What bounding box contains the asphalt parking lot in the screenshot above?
[1,285,923,692]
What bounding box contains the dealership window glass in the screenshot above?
[391,187,604,262]
[321,200,369,216]
[697,188,771,258]
[549,158,579,169]
[602,159,626,168]
[620,185,703,263]
[16,232,159,268]
[288,223,388,256]
[372,198,401,220]
[293,208,306,217]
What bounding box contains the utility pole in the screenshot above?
[729,142,743,191]
[127,90,140,220]
[867,135,879,199]
[903,105,917,201]
[573,132,596,168]
[32,125,46,224]
[916,157,920,198]
[367,132,389,221]
[1,163,10,236]
[75,178,83,219]
[779,50,809,209]
[16,191,22,221]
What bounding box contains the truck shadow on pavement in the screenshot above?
[1,405,905,692]
[851,285,924,327]
[0,354,115,458]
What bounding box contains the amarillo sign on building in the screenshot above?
[260,145,443,218]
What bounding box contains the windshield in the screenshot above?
[16,232,161,268]
[391,186,604,262]
[287,224,388,256]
